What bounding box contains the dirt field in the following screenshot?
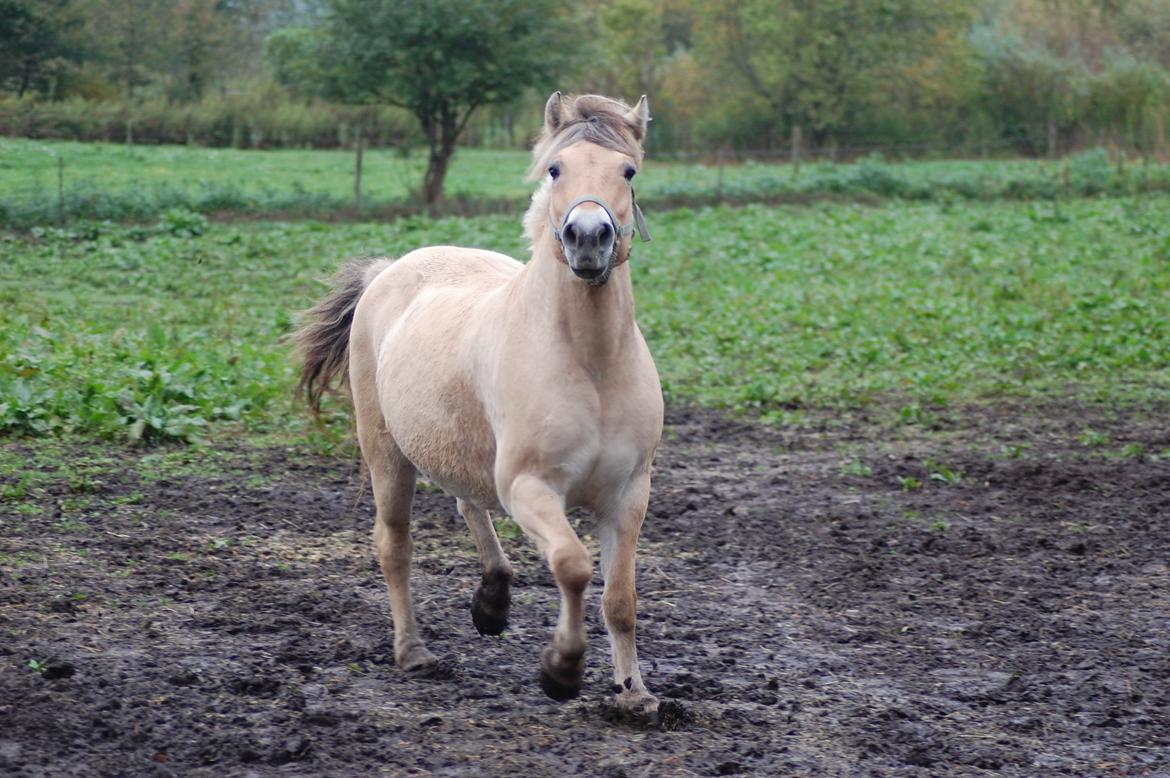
[2,404,1168,777]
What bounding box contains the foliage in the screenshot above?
[2,194,1167,443]
[691,0,966,144]
[634,197,1170,416]
[5,0,1170,157]
[267,0,579,203]
[0,0,86,97]
[0,89,415,148]
[2,0,1170,157]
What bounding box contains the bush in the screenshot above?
[0,93,417,149]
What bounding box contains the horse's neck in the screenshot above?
[516,241,637,364]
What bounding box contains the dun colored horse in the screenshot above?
[295,93,662,715]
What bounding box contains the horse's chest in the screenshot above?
[505,404,653,507]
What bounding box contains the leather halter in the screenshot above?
[549,192,651,267]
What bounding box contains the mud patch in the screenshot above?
[1,403,1168,776]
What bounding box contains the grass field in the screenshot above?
[2,194,1167,444]
[5,137,1170,778]
[5,138,1170,228]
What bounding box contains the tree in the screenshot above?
[0,0,84,97]
[268,0,578,204]
[591,0,667,104]
[692,0,971,148]
[78,0,162,99]
[167,0,232,101]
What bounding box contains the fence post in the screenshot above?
[354,125,364,209]
[791,125,802,177]
[57,156,64,225]
[716,147,725,202]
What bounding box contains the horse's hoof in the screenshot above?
[615,689,660,718]
[470,575,511,636]
[539,646,584,702]
[396,642,438,672]
[540,669,582,702]
[471,601,509,635]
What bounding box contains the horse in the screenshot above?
[294,92,663,716]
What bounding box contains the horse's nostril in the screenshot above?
[598,222,613,245]
[562,223,577,246]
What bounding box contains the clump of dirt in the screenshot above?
[1,402,1168,776]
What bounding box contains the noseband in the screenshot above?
[549,192,651,267]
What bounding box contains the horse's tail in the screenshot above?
[294,257,391,413]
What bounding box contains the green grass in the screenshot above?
[2,139,527,203]
[5,138,1169,228]
[2,194,1168,443]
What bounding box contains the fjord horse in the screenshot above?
[296,93,662,715]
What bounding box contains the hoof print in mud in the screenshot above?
[406,656,458,681]
[599,697,683,729]
[656,699,695,731]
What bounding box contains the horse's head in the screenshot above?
[526,93,651,286]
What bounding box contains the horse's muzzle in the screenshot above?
[560,203,616,283]
[570,263,609,281]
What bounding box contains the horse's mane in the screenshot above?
[524,94,645,247]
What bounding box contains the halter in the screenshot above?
[549,191,651,266]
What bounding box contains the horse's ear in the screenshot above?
[544,91,567,132]
[626,95,650,141]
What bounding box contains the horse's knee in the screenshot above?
[603,588,637,635]
[550,541,591,594]
[374,520,411,563]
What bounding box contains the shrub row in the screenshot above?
[0,95,417,149]
[651,150,1170,205]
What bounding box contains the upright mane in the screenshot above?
[524,94,647,246]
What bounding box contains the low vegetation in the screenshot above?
[3,195,1166,443]
[4,139,1168,229]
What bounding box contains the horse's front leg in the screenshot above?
[598,472,658,715]
[505,474,592,701]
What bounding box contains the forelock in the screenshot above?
[526,94,644,180]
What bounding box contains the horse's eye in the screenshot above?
[624,166,637,182]
[548,163,560,180]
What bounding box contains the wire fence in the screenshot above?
[3,134,1169,230]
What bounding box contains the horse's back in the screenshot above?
[372,245,521,297]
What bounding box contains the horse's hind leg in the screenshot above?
[359,426,436,671]
[457,499,513,636]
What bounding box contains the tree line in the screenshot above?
[4,0,1169,201]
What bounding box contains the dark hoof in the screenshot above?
[471,602,508,636]
[470,572,511,636]
[539,646,584,702]
[540,668,582,702]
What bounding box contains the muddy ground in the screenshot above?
[1,404,1168,777]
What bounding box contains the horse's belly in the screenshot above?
[376,324,501,512]
[395,412,501,512]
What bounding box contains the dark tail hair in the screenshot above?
[294,257,390,413]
